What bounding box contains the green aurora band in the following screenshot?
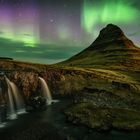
[0,29,38,47]
[82,0,139,33]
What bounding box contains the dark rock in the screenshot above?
[0,105,7,122]
[27,96,47,111]
[83,87,99,93]
[112,81,131,90]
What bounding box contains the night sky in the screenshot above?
[0,0,140,64]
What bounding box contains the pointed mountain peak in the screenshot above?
[91,24,135,49]
[94,24,125,44]
[100,24,124,37]
[60,24,140,67]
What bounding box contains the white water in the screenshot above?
[5,76,26,120]
[5,77,17,120]
[39,77,52,105]
[9,82,26,114]
[0,122,7,128]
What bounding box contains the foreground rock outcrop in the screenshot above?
[65,103,140,131]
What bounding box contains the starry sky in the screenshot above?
[0,0,140,64]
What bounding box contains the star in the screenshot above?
[50,19,54,23]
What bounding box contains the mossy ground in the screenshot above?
[65,102,140,131]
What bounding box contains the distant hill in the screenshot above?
[0,57,13,60]
[60,24,140,70]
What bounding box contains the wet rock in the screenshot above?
[27,96,46,111]
[0,105,7,122]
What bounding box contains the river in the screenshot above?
[0,99,140,140]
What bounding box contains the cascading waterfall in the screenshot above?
[39,77,52,105]
[9,82,25,114]
[5,77,17,120]
[5,76,25,120]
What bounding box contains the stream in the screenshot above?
[0,99,140,140]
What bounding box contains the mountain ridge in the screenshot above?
[60,24,140,69]
[90,24,137,49]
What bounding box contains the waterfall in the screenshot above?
[5,76,25,119]
[9,82,25,114]
[5,77,17,120]
[39,77,52,105]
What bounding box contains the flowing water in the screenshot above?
[39,77,52,105]
[5,77,17,120]
[1,77,140,139]
[2,76,25,120]
[0,99,140,140]
[9,82,25,114]
[0,105,7,128]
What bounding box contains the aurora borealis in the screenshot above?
[0,0,140,64]
[82,0,139,33]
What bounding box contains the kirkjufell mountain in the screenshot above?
[61,24,140,69]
